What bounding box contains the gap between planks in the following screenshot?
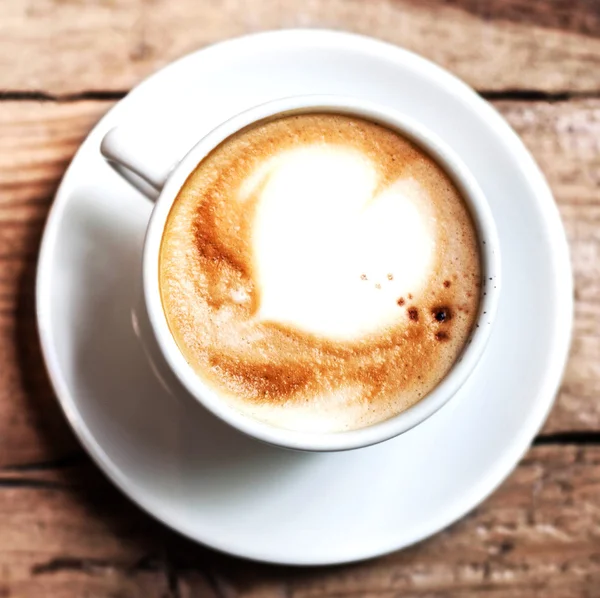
[0,433,599,484]
[2,89,600,103]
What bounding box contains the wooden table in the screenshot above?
[1,1,599,596]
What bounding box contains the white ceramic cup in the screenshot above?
[100,94,501,452]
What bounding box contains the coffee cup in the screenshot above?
[101,95,500,452]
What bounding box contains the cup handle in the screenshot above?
[100,127,175,201]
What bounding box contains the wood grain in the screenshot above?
[496,99,600,434]
[0,101,110,468]
[1,445,599,597]
[0,463,172,598]
[1,0,599,95]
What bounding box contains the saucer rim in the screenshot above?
[35,29,573,566]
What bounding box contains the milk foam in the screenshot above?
[250,144,436,338]
[245,385,367,433]
[159,113,481,433]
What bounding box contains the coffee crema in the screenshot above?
[159,113,481,432]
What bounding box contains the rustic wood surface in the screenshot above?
[1,0,599,596]
[2,0,600,94]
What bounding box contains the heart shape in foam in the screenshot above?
[250,144,436,339]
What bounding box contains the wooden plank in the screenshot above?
[0,445,599,597]
[0,101,111,468]
[0,96,598,468]
[496,99,600,434]
[1,0,599,95]
[0,464,173,598]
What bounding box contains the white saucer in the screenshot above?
[36,30,572,566]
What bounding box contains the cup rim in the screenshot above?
[143,94,501,452]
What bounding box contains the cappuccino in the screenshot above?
[159,113,481,432]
